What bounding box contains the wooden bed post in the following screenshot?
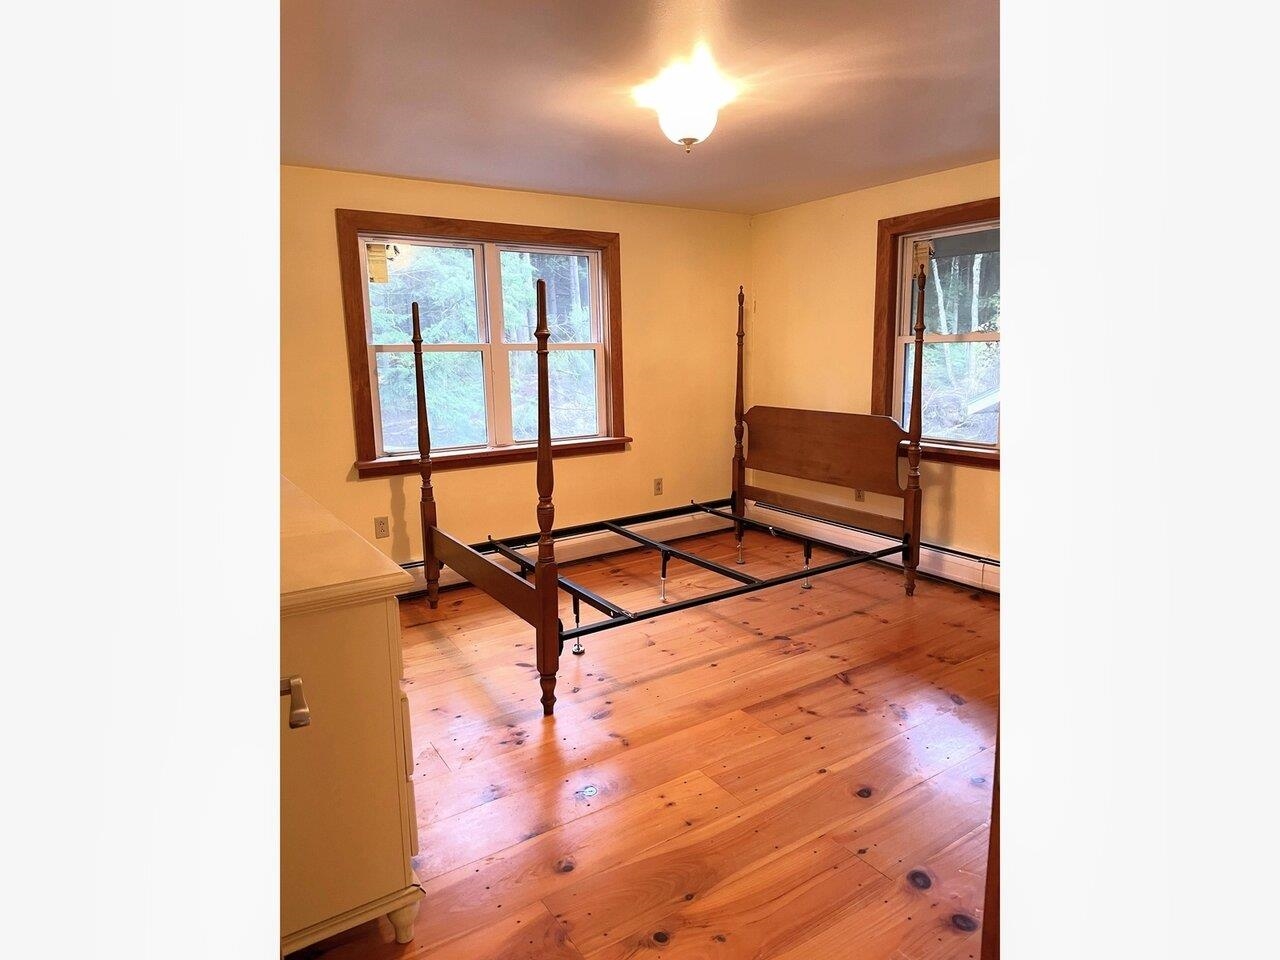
[732,285,747,564]
[531,279,562,716]
[411,302,441,609]
[903,266,926,596]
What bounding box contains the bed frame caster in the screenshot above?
[568,596,586,654]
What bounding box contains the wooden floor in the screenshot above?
[297,528,999,960]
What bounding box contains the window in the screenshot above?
[872,198,1000,467]
[895,222,1000,446]
[336,210,627,477]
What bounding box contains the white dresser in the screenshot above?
[280,478,422,954]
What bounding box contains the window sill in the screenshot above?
[899,441,1000,469]
[355,435,632,478]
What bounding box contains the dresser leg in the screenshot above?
[387,901,419,944]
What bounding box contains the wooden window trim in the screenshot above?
[900,441,999,469]
[336,208,627,476]
[355,435,632,478]
[872,197,1001,469]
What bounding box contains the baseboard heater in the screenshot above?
[744,500,999,593]
[398,499,998,596]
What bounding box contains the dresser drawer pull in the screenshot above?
[280,676,311,729]
[399,693,414,781]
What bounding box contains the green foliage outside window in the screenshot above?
[365,241,600,453]
[906,236,1001,445]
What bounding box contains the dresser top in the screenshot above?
[281,477,413,615]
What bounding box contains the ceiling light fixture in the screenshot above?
[632,42,739,153]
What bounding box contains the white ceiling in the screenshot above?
[281,0,998,215]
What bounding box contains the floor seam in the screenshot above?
[541,899,588,958]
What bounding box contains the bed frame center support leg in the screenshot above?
[570,596,585,655]
[802,541,813,590]
[736,539,745,565]
[659,550,670,603]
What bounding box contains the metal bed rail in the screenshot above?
[484,498,733,552]
[560,543,907,642]
[689,500,872,558]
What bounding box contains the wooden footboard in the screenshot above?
[431,529,539,626]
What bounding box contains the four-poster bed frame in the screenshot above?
[410,270,928,717]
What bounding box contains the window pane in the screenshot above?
[509,350,599,441]
[912,228,1000,335]
[376,351,488,452]
[902,341,1000,445]
[500,251,593,344]
[367,241,481,345]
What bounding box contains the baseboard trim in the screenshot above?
[744,500,1000,593]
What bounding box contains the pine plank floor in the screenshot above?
[293,528,998,960]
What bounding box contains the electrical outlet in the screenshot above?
[854,489,865,502]
[653,478,664,496]
[373,516,390,539]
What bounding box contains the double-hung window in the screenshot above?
[894,221,1000,447]
[873,198,1000,466]
[337,210,627,477]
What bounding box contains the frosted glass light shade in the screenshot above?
[633,43,738,151]
[656,102,719,146]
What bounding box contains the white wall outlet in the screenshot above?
[373,516,390,539]
[653,478,664,496]
[854,490,865,502]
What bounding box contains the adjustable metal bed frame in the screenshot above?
[409,270,928,716]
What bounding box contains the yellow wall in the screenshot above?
[281,160,999,566]
[281,166,751,563]
[746,160,1000,558]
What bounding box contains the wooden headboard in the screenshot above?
[744,406,907,499]
[729,272,927,548]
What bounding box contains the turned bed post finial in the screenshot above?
[411,302,441,608]
[532,279,561,716]
[908,265,926,444]
[732,285,746,564]
[903,265,927,596]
